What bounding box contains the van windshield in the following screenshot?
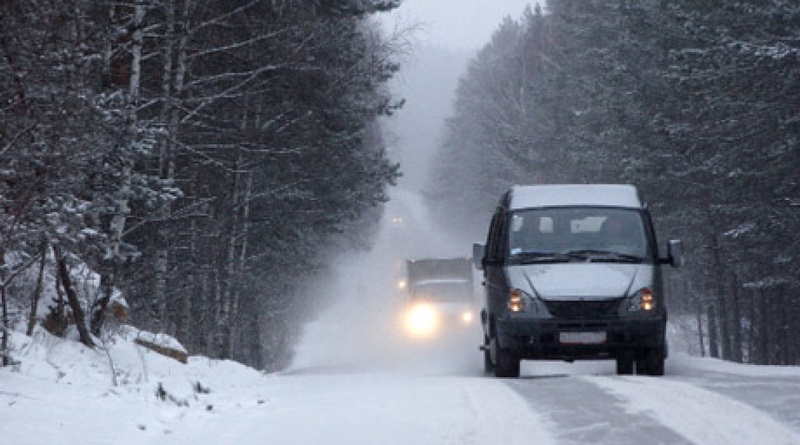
[507,207,650,262]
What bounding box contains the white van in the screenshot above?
[473,184,683,377]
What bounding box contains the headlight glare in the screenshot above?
[404,303,439,337]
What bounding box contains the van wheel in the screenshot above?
[494,348,520,378]
[639,348,665,376]
[483,335,494,374]
[616,355,634,375]
[635,358,647,375]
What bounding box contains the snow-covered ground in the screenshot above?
[3,324,800,445]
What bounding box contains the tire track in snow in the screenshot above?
[506,375,691,444]
[585,376,800,445]
[459,379,559,445]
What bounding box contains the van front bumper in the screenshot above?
[496,316,666,361]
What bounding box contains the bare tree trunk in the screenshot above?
[718,292,731,360]
[790,287,800,365]
[1,287,9,367]
[708,234,730,360]
[26,242,47,336]
[175,218,195,346]
[213,264,225,357]
[44,264,68,338]
[94,0,144,337]
[226,171,253,360]
[53,245,95,348]
[780,285,791,365]
[219,152,242,359]
[202,269,214,353]
[758,289,772,365]
[154,0,191,334]
[1,250,9,366]
[110,0,144,259]
[707,293,719,358]
[696,296,706,357]
[729,271,742,362]
[223,82,257,360]
[746,287,756,363]
[173,0,192,347]
[153,0,175,331]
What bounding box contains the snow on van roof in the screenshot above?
[508,184,642,210]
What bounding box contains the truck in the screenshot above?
[473,184,683,377]
[402,257,476,338]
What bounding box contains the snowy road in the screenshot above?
[133,352,800,445]
[281,353,800,445]
[506,359,800,445]
[3,320,800,445]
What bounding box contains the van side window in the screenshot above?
[485,210,506,263]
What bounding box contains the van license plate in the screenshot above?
[559,332,606,344]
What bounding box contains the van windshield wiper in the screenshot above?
[508,251,570,264]
[564,249,644,263]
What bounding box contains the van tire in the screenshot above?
[639,348,665,376]
[616,355,634,375]
[483,335,494,374]
[494,348,520,378]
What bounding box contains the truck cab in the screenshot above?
[474,184,683,377]
[402,257,476,339]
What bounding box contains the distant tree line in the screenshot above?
[1,0,403,369]
[428,1,800,365]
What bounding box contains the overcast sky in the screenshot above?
[381,0,537,51]
[378,1,539,190]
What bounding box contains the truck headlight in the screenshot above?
[405,303,440,337]
[628,288,656,312]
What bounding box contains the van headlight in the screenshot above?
[627,288,656,312]
[508,289,537,313]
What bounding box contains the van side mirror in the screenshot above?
[472,243,485,270]
[664,239,683,268]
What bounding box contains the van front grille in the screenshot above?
[544,299,621,318]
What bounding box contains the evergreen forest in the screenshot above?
[428,1,800,365]
[1,0,402,369]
